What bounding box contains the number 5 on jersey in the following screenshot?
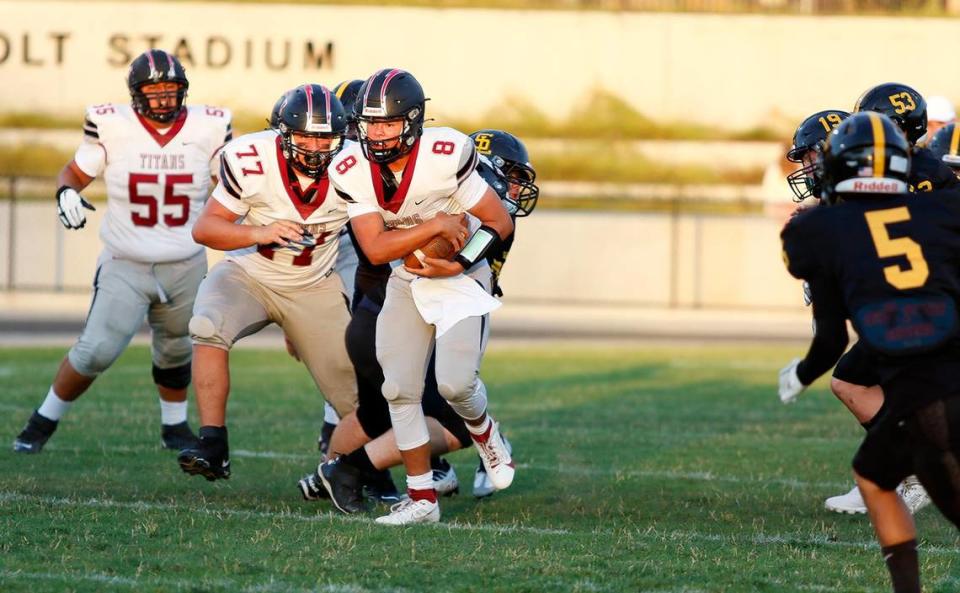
[865,207,929,290]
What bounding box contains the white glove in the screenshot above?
[56,186,96,229]
[778,357,806,404]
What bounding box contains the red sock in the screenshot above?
[408,488,437,503]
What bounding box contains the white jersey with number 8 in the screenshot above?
[73,103,232,263]
[210,130,350,292]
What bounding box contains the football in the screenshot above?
[403,234,458,269]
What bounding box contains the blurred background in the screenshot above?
[1,0,958,342]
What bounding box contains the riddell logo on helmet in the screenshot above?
[835,178,908,194]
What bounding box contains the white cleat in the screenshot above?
[432,459,460,497]
[471,419,514,491]
[474,434,512,498]
[825,484,867,514]
[897,476,932,515]
[374,498,440,526]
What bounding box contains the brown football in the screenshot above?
[403,235,458,269]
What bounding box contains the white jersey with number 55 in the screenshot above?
[73,102,232,263]
[329,127,487,232]
[211,130,350,292]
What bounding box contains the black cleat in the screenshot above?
[178,427,230,481]
[297,466,330,501]
[161,421,200,450]
[13,411,58,454]
[318,458,368,514]
[363,469,404,505]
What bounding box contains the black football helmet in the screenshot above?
[127,50,189,124]
[819,112,911,205]
[333,79,364,141]
[926,123,960,173]
[853,83,927,145]
[470,129,539,217]
[785,110,850,202]
[355,69,426,163]
[269,89,294,130]
[276,84,347,178]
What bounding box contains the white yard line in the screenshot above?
[2,491,956,556]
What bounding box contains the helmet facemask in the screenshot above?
[132,81,187,124]
[499,159,539,217]
[357,105,424,164]
[786,145,823,202]
[281,130,343,178]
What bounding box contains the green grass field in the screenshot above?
[1,344,957,593]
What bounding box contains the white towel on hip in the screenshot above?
[410,275,501,338]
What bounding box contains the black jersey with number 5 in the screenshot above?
[782,189,960,414]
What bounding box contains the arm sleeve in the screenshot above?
[795,275,849,385]
[210,154,249,215]
[452,169,488,211]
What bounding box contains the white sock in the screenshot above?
[323,402,340,425]
[159,399,188,425]
[406,471,434,492]
[465,414,491,436]
[37,386,72,421]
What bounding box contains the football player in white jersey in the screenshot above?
[177,84,364,481]
[328,69,515,525]
[13,49,232,454]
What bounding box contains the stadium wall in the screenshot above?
[0,1,956,129]
[0,201,804,310]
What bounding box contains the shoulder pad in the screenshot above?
[219,131,277,198]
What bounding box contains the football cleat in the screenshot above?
[471,418,515,491]
[432,457,460,497]
[318,458,368,514]
[161,421,200,450]
[474,434,512,498]
[12,411,58,454]
[364,469,404,505]
[898,476,932,515]
[297,466,330,501]
[178,437,230,482]
[374,498,440,526]
[824,484,867,514]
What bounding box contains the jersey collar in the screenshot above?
[368,139,421,214]
[135,109,188,148]
[274,135,329,220]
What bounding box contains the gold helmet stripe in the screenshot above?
[334,82,349,99]
[950,124,960,157]
[868,112,885,178]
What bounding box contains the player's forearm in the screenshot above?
[362,220,443,264]
[192,214,257,250]
[57,161,94,192]
[796,314,848,385]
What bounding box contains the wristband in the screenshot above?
[454,225,502,270]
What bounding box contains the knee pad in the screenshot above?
[153,362,191,390]
[189,312,229,348]
[69,339,125,376]
[381,379,424,406]
[437,374,478,403]
[440,378,488,422]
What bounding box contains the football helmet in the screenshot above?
[333,79,365,141]
[127,49,189,124]
[853,83,927,144]
[470,129,539,216]
[785,110,849,202]
[269,89,294,130]
[355,69,426,163]
[819,112,911,205]
[276,84,347,178]
[926,123,960,173]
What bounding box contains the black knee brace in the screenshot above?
[153,362,191,390]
